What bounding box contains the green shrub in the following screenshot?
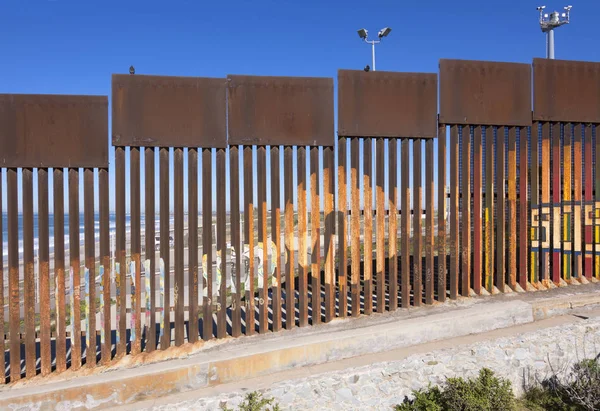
[523,356,600,411]
[397,368,516,411]
[221,391,281,411]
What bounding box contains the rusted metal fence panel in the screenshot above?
[376,138,385,313]
[519,128,529,289]
[1,93,107,381]
[388,139,399,309]
[0,94,108,167]
[473,126,483,294]
[437,125,447,302]
[4,57,600,384]
[439,59,532,297]
[363,139,373,314]
[413,140,423,306]
[439,60,532,127]
[532,59,600,124]
[227,75,334,146]
[112,75,226,148]
[337,70,437,138]
[337,69,438,314]
[461,126,471,297]
[338,139,348,317]
[551,123,561,285]
[532,59,600,285]
[227,74,334,331]
[350,138,361,315]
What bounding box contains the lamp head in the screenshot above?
[378,27,392,38]
[357,28,368,39]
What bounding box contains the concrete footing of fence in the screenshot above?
[2,283,600,410]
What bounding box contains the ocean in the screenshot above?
[0,214,173,258]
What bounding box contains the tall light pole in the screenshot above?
[537,5,572,59]
[357,27,392,71]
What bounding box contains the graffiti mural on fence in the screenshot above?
[144,259,151,334]
[99,265,106,345]
[115,262,120,345]
[84,267,90,353]
[130,261,136,342]
[159,258,165,342]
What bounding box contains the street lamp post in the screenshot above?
[537,5,572,59]
[357,27,392,71]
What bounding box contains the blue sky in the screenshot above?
[1,0,598,213]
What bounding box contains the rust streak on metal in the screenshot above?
[53,168,66,373]
[23,168,35,378]
[350,138,361,316]
[496,127,506,292]
[243,146,255,335]
[323,146,335,322]
[230,146,242,336]
[100,167,111,361]
[337,139,348,317]
[541,123,551,285]
[203,148,213,340]
[160,147,171,347]
[584,125,593,280]
[257,146,268,332]
[518,128,529,289]
[174,148,184,345]
[270,146,282,331]
[437,126,447,302]
[84,168,97,365]
[485,126,495,292]
[296,146,308,326]
[284,146,295,329]
[310,147,321,324]
[363,139,373,314]
[337,70,438,138]
[401,139,411,308]
[216,148,227,338]
[425,139,434,305]
[376,138,385,313]
[508,127,517,289]
[8,169,20,382]
[388,139,398,310]
[115,148,127,356]
[530,123,540,285]
[461,126,471,297]
[551,123,561,285]
[131,148,142,353]
[573,124,582,280]
[258,146,270,332]
[449,126,459,299]
[69,168,82,370]
[227,75,334,146]
[473,126,483,295]
[188,148,199,343]
[38,168,51,375]
[413,140,423,306]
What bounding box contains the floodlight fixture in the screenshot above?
[378,27,392,38]
[356,26,392,71]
